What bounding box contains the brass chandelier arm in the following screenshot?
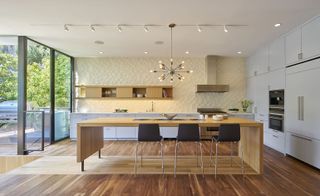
[150,23,193,82]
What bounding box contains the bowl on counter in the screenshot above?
[160,113,177,120]
[212,114,224,121]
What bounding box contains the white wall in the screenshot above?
[75,56,246,112]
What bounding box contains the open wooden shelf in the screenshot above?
[75,85,173,100]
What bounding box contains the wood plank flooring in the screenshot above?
[0,140,319,196]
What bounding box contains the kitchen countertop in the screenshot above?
[77,117,260,127]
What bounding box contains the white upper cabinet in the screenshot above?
[302,16,320,60]
[269,37,285,70]
[268,68,285,91]
[256,47,269,74]
[285,27,302,65]
[246,55,257,78]
[254,74,269,116]
[246,77,256,102]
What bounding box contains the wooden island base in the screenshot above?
[77,117,263,174]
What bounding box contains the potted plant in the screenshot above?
[241,99,253,112]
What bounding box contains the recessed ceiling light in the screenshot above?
[237,51,242,54]
[94,40,104,45]
[274,23,281,27]
[154,41,164,45]
[144,51,148,54]
[185,51,190,54]
[99,51,103,54]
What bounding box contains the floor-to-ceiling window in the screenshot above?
[54,52,71,141]
[25,40,51,151]
[0,36,18,155]
[0,36,73,155]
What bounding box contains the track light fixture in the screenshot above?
[223,25,228,33]
[117,25,122,32]
[144,25,150,32]
[90,25,96,32]
[197,25,202,32]
[64,24,69,32]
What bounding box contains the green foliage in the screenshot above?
[241,99,253,112]
[0,42,71,109]
[55,53,71,108]
[0,52,18,101]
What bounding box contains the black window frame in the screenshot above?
[17,36,74,155]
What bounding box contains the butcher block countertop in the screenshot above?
[77,117,262,128]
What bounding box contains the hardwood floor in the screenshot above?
[0,140,319,196]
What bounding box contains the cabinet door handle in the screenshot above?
[272,135,279,138]
[300,96,304,121]
[291,133,312,142]
[298,96,301,120]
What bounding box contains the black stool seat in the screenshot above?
[138,124,162,141]
[212,124,240,142]
[177,124,200,141]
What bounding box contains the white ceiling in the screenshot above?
[1,0,320,58]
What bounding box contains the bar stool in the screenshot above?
[210,124,244,178]
[174,124,204,177]
[135,124,164,175]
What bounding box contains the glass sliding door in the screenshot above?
[0,36,18,155]
[54,52,71,141]
[25,40,51,150]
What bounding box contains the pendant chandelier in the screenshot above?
[150,23,193,82]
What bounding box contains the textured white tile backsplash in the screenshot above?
[75,57,246,112]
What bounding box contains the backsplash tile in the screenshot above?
[75,57,245,112]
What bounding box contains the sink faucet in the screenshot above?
[146,101,155,112]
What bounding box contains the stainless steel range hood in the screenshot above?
[196,55,229,93]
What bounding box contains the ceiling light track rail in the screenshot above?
[30,23,248,33]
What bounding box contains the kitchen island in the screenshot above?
[70,112,254,140]
[77,117,263,174]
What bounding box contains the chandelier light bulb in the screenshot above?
[150,23,194,82]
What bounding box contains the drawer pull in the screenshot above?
[291,134,312,142]
[272,135,279,138]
